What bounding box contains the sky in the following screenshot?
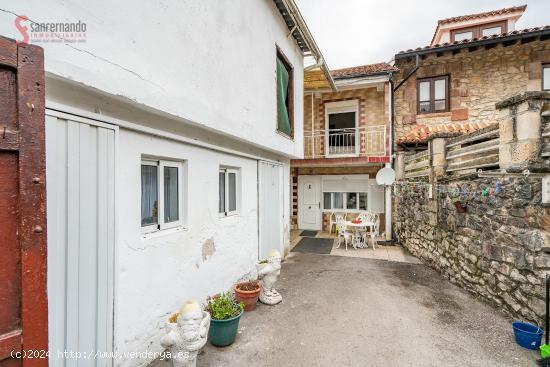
[294,0,550,70]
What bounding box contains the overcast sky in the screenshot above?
[294,0,550,70]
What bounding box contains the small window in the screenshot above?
[219,168,239,217]
[346,193,357,210]
[543,64,550,91]
[359,193,368,210]
[482,26,502,37]
[323,192,331,210]
[276,48,294,137]
[141,159,183,232]
[333,192,344,209]
[454,31,473,42]
[418,81,431,113]
[323,192,368,212]
[451,21,506,42]
[417,76,449,114]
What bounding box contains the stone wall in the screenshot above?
[394,175,550,323]
[393,39,550,144]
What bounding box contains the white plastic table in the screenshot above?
[344,220,375,249]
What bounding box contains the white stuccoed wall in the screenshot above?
[1,1,302,363]
[116,128,260,364]
[0,0,304,158]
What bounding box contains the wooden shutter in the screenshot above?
[0,37,48,367]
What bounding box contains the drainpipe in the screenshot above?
[384,163,392,241]
[311,91,315,157]
[386,55,419,242]
[393,54,420,92]
[386,75,394,242]
[389,74,395,159]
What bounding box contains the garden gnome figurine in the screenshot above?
[160,300,210,367]
[256,249,282,305]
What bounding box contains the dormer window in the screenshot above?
[450,21,507,42]
[453,31,473,42]
[482,26,503,37]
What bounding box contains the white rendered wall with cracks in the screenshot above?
[0,0,305,158]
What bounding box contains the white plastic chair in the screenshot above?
[358,212,375,223]
[362,214,380,249]
[336,217,352,251]
[332,213,346,234]
[328,212,337,234]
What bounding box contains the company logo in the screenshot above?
[15,15,87,44]
[15,16,29,44]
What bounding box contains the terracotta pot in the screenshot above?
[453,201,468,213]
[234,283,261,311]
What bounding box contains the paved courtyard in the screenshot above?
[290,229,423,263]
[191,252,536,367]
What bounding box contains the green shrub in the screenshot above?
[205,292,244,320]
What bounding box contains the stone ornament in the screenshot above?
[160,300,210,367]
[256,249,282,305]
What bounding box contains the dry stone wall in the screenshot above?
[394,176,550,323]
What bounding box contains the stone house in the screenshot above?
[391,4,550,325]
[291,63,396,238]
[393,5,550,150]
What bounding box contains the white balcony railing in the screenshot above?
[303,126,386,159]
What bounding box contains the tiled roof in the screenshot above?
[397,121,494,144]
[331,63,398,79]
[397,25,550,57]
[438,5,526,25]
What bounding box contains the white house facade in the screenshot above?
[0,1,331,366]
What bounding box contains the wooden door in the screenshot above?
[0,37,48,367]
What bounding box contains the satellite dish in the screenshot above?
[376,167,396,186]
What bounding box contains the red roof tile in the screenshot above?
[331,63,398,79]
[397,25,550,56]
[438,5,526,25]
[397,121,495,144]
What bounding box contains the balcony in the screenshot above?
[303,126,386,159]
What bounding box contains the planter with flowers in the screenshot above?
[205,292,244,347]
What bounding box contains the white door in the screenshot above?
[258,161,283,260]
[46,111,116,367]
[298,176,322,230]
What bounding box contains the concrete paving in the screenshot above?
[291,229,422,264]
[188,253,537,367]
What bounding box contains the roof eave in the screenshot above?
[396,27,550,60]
[274,0,337,91]
[333,70,396,80]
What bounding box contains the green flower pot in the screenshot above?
[208,310,243,347]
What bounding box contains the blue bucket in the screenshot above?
[512,321,543,350]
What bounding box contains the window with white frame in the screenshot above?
[325,100,359,156]
[320,175,384,213]
[141,159,184,232]
[219,168,239,216]
[323,192,368,211]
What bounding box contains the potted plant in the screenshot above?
[205,291,244,347]
[234,280,261,311]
